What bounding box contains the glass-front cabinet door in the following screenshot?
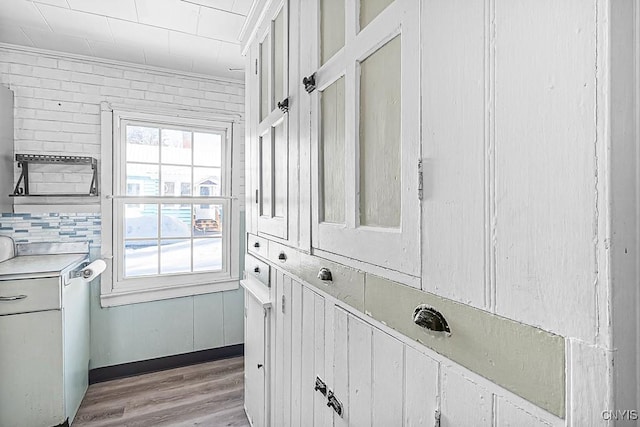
[254,1,289,240]
[309,0,420,278]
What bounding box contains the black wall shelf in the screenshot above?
[11,154,98,197]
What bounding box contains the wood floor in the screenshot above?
[72,356,250,427]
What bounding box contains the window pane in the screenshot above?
[125,204,158,239]
[124,240,158,277]
[162,165,191,196]
[193,238,223,272]
[360,0,394,30]
[260,134,272,216]
[194,203,223,235]
[321,77,345,224]
[274,8,285,102]
[321,0,345,65]
[273,121,287,218]
[359,36,401,228]
[161,129,192,165]
[127,163,159,196]
[126,125,159,163]
[161,204,192,238]
[193,132,222,167]
[194,167,221,197]
[260,36,270,121]
[160,239,191,274]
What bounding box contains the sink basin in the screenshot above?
[0,235,15,263]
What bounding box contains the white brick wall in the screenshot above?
[0,47,245,206]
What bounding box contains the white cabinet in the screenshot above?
[241,272,271,427]
[249,0,291,241]
[0,85,13,212]
[307,0,421,278]
[0,276,89,427]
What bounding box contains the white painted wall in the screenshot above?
[0,46,247,368]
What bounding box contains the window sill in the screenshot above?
[100,278,239,307]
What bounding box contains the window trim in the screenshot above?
[100,104,241,307]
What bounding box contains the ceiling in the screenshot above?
[0,0,251,79]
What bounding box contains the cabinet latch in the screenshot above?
[314,377,327,396]
[277,98,289,113]
[418,159,424,201]
[327,390,343,417]
[303,73,316,93]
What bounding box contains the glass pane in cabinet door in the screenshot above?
[126,126,159,163]
[126,163,159,196]
[260,134,272,217]
[160,239,191,274]
[359,35,401,228]
[260,36,270,121]
[161,204,192,238]
[273,8,285,104]
[321,0,345,65]
[320,77,345,224]
[161,129,192,165]
[193,238,223,272]
[360,0,394,30]
[193,132,222,167]
[273,120,287,218]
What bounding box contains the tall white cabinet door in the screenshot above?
[309,0,421,277]
[244,289,269,427]
[0,310,65,427]
[255,1,290,240]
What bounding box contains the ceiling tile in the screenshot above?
[30,0,70,7]
[144,49,193,73]
[192,59,238,80]
[88,40,145,64]
[67,0,138,22]
[36,3,114,43]
[0,24,35,47]
[232,0,253,15]
[183,0,234,12]
[197,7,245,43]
[135,0,200,34]
[217,42,243,69]
[0,0,50,30]
[21,25,93,56]
[168,31,220,60]
[108,18,169,52]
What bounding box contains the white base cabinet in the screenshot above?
[250,265,561,427]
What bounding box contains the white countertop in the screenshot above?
[0,254,88,280]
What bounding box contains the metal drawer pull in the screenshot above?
[413,304,451,334]
[0,295,28,301]
[278,251,287,262]
[253,241,260,248]
[254,266,260,273]
[317,267,332,282]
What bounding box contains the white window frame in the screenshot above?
[100,104,241,307]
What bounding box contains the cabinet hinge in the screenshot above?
[255,189,259,204]
[418,159,424,201]
[281,295,285,314]
[255,59,258,75]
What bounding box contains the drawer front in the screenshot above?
[245,254,270,287]
[247,234,268,258]
[0,277,61,315]
[267,240,299,269]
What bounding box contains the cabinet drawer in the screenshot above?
[267,240,299,269]
[245,254,270,287]
[247,234,268,258]
[0,277,61,315]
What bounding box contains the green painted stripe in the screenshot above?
[365,274,565,418]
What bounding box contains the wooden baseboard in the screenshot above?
[88,344,244,384]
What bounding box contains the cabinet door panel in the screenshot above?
[311,0,421,277]
[254,0,289,241]
[371,329,404,427]
[441,369,493,426]
[404,347,438,426]
[0,310,65,427]
[347,315,373,427]
[244,290,267,427]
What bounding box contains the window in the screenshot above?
[101,108,240,306]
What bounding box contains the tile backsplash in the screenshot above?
[0,212,101,245]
